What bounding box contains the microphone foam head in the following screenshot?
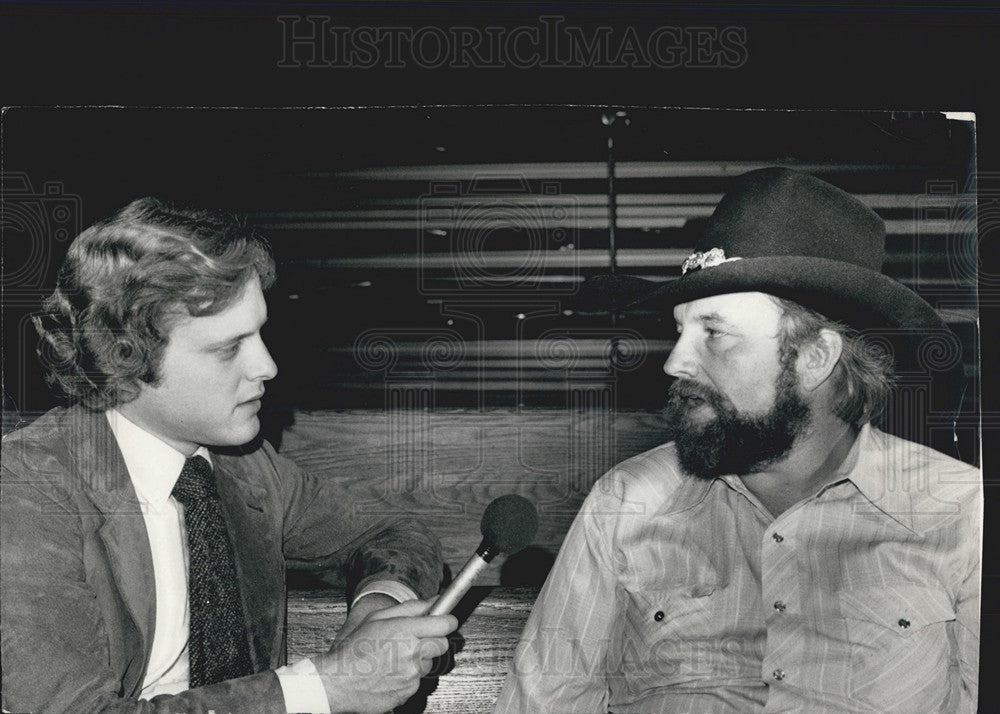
[481,494,539,554]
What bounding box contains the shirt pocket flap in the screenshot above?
[839,584,955,631]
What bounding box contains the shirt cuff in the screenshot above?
[276,657,331,714]
[351,579,419,608]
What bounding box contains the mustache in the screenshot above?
[667,379,728,410]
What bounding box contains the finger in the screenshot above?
[415,636,450,661]
[366,598,435,621]
[417,657,436,678]
[384,614,458,637]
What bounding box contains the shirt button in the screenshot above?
[898,618,910,629]
[774,601,787,612]
[772,532,784,543]
[773,669,785,681]
[654,611,665,621]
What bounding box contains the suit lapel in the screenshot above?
[63,407,285,681]
[64,406,156,695]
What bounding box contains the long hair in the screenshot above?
[773,297,896,427]
[34,197,276,410]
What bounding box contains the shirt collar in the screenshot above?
[714,423,918,533]
[105,409,212,507]
[837,423,919,533]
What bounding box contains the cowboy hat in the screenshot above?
[580,166,949,333]
[579,167,970,439]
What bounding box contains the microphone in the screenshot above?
[426,494,538,616]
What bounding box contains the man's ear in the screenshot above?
[797,329,843,392]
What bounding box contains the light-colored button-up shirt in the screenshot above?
[106,410,416,713]
[496,424,981,713]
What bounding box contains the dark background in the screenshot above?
[2,1,997,707]
[2,107,979,419]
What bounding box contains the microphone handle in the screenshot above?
[426,552,490,615]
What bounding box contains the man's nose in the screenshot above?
[248,336,278,381]
[663,333,698,380]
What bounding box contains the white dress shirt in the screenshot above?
[106,410,417,713]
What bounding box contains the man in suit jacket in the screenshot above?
[1,197,458,713]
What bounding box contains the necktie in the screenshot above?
[171,455,254,687]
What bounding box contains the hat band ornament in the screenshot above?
[680,247,742,275]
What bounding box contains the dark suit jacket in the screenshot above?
[1,405,443,713]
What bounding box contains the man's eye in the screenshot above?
[705,327,720,339]
[219,343,240,360]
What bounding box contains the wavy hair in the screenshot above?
[34,197,276,410]
[773,297,896,427]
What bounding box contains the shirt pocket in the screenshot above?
[839,584,956,711]
[617,580,729,694]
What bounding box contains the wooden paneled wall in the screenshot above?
[278,408,674,587]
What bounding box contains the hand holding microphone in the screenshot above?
[316,496,535,712]
[427,494,539,616]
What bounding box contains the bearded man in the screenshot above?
[495,168,981,713]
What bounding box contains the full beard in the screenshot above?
[665,364,811,479]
